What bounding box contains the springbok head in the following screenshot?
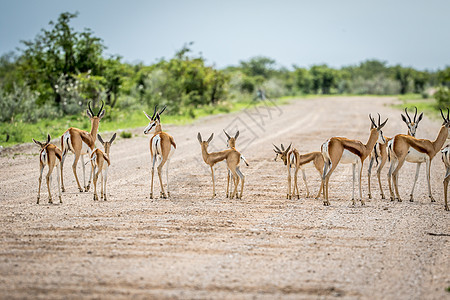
[369,113,388,144]
[223,129,239,148]
[86,101,105,121]
[143,105,167,134]
[273,143,292,165]
[97,133,117,154]
[32,134,51,149]
[401,107,423,137]
[197,132,214,148]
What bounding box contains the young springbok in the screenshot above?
[90,133,116,201]
[273,143,324,199]
[367,107,423,199]
[33,134,62,204]
[321,114,388,206]
[441,144,450,211]
[60,101,105,192]
[223,130,249,198]
[388,108,450,202]
[198,132,245,199]
[143,105,176,199]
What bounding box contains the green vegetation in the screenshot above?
[1,12,450,147]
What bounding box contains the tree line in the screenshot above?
[1,12,450,124]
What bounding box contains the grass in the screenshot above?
[0,96,294,148]
[1,93,434,148]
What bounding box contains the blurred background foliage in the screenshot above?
[1,12,449,145]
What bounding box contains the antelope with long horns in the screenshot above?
[91,133,116,201]
[388,108,450,202]
[143,105,176,199]
[367,107,423,199]
[33,134,62,204]
[198,132,245,199]
[273,143,324,199]
[441,144,450,211]
[60,101,105,192]
[223,130,249,198]
[321,114,388,206]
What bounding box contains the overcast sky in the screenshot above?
[1,0,449,70]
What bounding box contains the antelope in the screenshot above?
[90,133,116,201]
[388,108,450,202]
[33,134,62,204]
[223,130,249,198]
[273,143,324,199]
[60,101,105,192]
[368,107,423,199]
[143,105,176,199]
[321,114,388,206]
[441,144,450,211]
[198,132,245,199]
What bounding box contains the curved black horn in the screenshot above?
[447,108,449,121]
[46,134,51,145]
[151,105,157,120]
[88,101,94,116]
[414,106,417,122]
[223,129,231,140]
[440,108,446,121]
[97,100,105,117]
[281,144,285,151]
[273,143,282,153]
[377,113,381,126]
[369,114,377,128]
[404,107,412,123]
[159,105,167,116]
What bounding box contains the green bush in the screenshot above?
[435,86,450,107]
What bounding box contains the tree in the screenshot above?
[239,56,276,79]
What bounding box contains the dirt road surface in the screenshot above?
[0,96,449,299]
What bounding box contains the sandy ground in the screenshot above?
[0,96,449,299]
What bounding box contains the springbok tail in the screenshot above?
[321,140,332,179]
[241,155,249,166]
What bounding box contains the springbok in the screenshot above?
[441,144,450,211]
[273,143,324,199]
[33,134,62,204]
[388,108,450,202]
[60,101,105,192]
[367,107,423,199]
[223,130,249,198]
[91,133,116,201]
[321,114,388,206]
[198,132,245,199]
[143,105,176,199]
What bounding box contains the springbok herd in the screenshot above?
[33,102,450,211]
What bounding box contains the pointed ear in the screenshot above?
[143,111,153,121]
[235,130,239,140]
[97,134,105,145]
[223,129,231,140]
[197,132,202,144]
[46,134,51,144]
[98,109,105,119]
[416,112,424,123]
[109,133,117,143]
[207,133,214,143]
[401,114,408,124]
[32,139,42,147]
[86,109,94,118]
[286,143,292,152]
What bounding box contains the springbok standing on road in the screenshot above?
[321,114,388,206]
[198,132,246,199]
[223,130,249,198]
[388,108,450,202]
[60,101,105,192]
[273,143,324,199]
[91,133,116,201]
[33,134,62,204]
[367,107,423,199]
[143,105,176,199]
